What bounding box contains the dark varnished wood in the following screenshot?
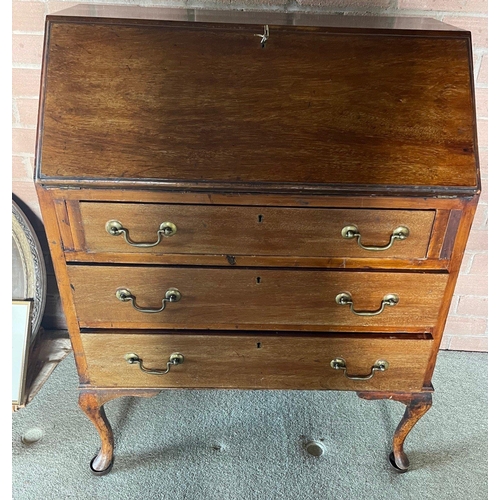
[37,17,478,193]
[34,7,480,474]
[78,202,435,259]
[68,266,448,332]
[357,391,432,472]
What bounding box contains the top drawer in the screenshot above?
[75,202,435,259]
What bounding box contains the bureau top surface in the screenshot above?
[36,5,480,195]
[47,5,465,32]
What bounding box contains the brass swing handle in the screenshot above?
[124,352,184,375]
[335,292,399,316]
[105,220,177,248]
[330,358,389,381]
[341,225,409,251]
[116,288,181,313]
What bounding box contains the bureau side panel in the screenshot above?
[35,186,90,383]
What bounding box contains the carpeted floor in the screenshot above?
[12,349,487,500]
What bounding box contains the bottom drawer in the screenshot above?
[81,333,433,392]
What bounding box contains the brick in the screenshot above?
[12,2,46,32]
[12,127,37,155]
[449,294,460,314]
[477,118,487,148]
[15,98,40,128]
[454,272,487,296]
[448,335,488,352]
[479,149,487,178]
[469,252,487,275]
[46,2,84,15]
[12,33,44,65]
[442,16,487,48]
[444,316,487,336]
[12,155,33,180]
[456,295,488,316]
[474,87,487,119]
[12,68,42,98]
[462,226,487,253]
[478,54,487,84]
[206,0,289,5]
[12,100,20,125]
[478,177,487,204]
[471,203,487,229]
[296,0,390,6]
[12,180,42,221]
[398,0,487,13]
[439,335,451,349]
[458,251,474,274]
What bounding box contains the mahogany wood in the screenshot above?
[79,203,435,259]
[34,7,480,474]
[78,389,160,474]
[38,20,477,192]
[357,391,433,472]
[67,266,448,331]
[81,333,433,392]
[46,187,472,210]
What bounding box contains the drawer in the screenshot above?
[78,202,435,259]
[81,332,433,391]
[68,266,448,332]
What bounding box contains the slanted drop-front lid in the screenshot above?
[36,9,479,195]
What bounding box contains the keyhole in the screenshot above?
[258,215,264,223]
[256,277,261,284]
[257,342,262,349]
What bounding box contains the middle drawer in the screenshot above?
[68,266,448,332]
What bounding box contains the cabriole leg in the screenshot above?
[357,391,433,472]
[78,389,160,475]
[78,391,114,475]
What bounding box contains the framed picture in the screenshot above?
[12,200,46,344]
[12,300,33,407]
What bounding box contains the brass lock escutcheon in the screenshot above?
[125,352,184,375]
[116,288,182,313]
[341,225,409,251]
[335,292,399,316]
[105,220,177,248]
[330,357,389,381]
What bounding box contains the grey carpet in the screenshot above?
[12,350,487,500]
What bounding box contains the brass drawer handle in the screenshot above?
[105,220,177,247]
[125,352,184,375]
[330,358,389,381]
[341,225,409,251]
[336,292,399,316]
[116,288,181,313]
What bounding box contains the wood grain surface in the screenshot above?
[67,266,448,331]
[78,202,435,259]
[81,332,433,391]
[38,21,477,190]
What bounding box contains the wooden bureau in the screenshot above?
[35,5,480,475]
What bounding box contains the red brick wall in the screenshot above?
[12,0,488,351]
